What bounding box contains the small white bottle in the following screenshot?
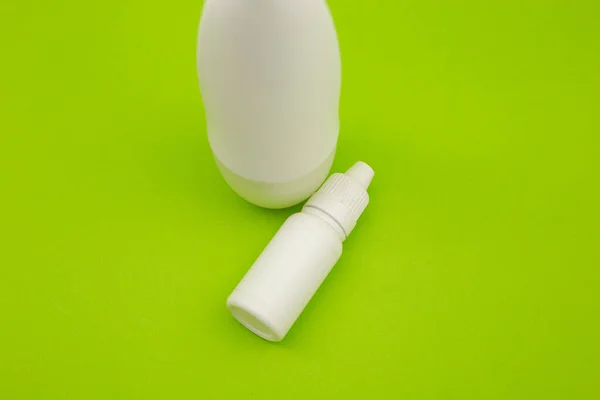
[197,0,341,208]
[227,162,374,341]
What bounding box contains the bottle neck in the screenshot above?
[303,205,346,241]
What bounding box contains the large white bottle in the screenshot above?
[197,0,341,208]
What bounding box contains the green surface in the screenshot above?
[2,1,599,398]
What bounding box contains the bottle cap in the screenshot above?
[304,161,374,238]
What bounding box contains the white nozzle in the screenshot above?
[345,161,374,189]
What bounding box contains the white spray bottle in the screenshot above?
[227,162,374,341]
[197,0,341,208]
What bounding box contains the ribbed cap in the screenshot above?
[304,161,374,237]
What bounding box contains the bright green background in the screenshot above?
[1,0,599,398]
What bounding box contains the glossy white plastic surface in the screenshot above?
[197,0,341,208]
[227,162,374,341]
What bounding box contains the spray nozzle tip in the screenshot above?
[345,161,374,190]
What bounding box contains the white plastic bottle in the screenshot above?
[227,162,374,341]
[197,0,341,208]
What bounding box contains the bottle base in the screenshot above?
[214,150,336,209]
[227,295,284,342]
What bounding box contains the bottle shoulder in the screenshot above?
[285,211,345,245]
